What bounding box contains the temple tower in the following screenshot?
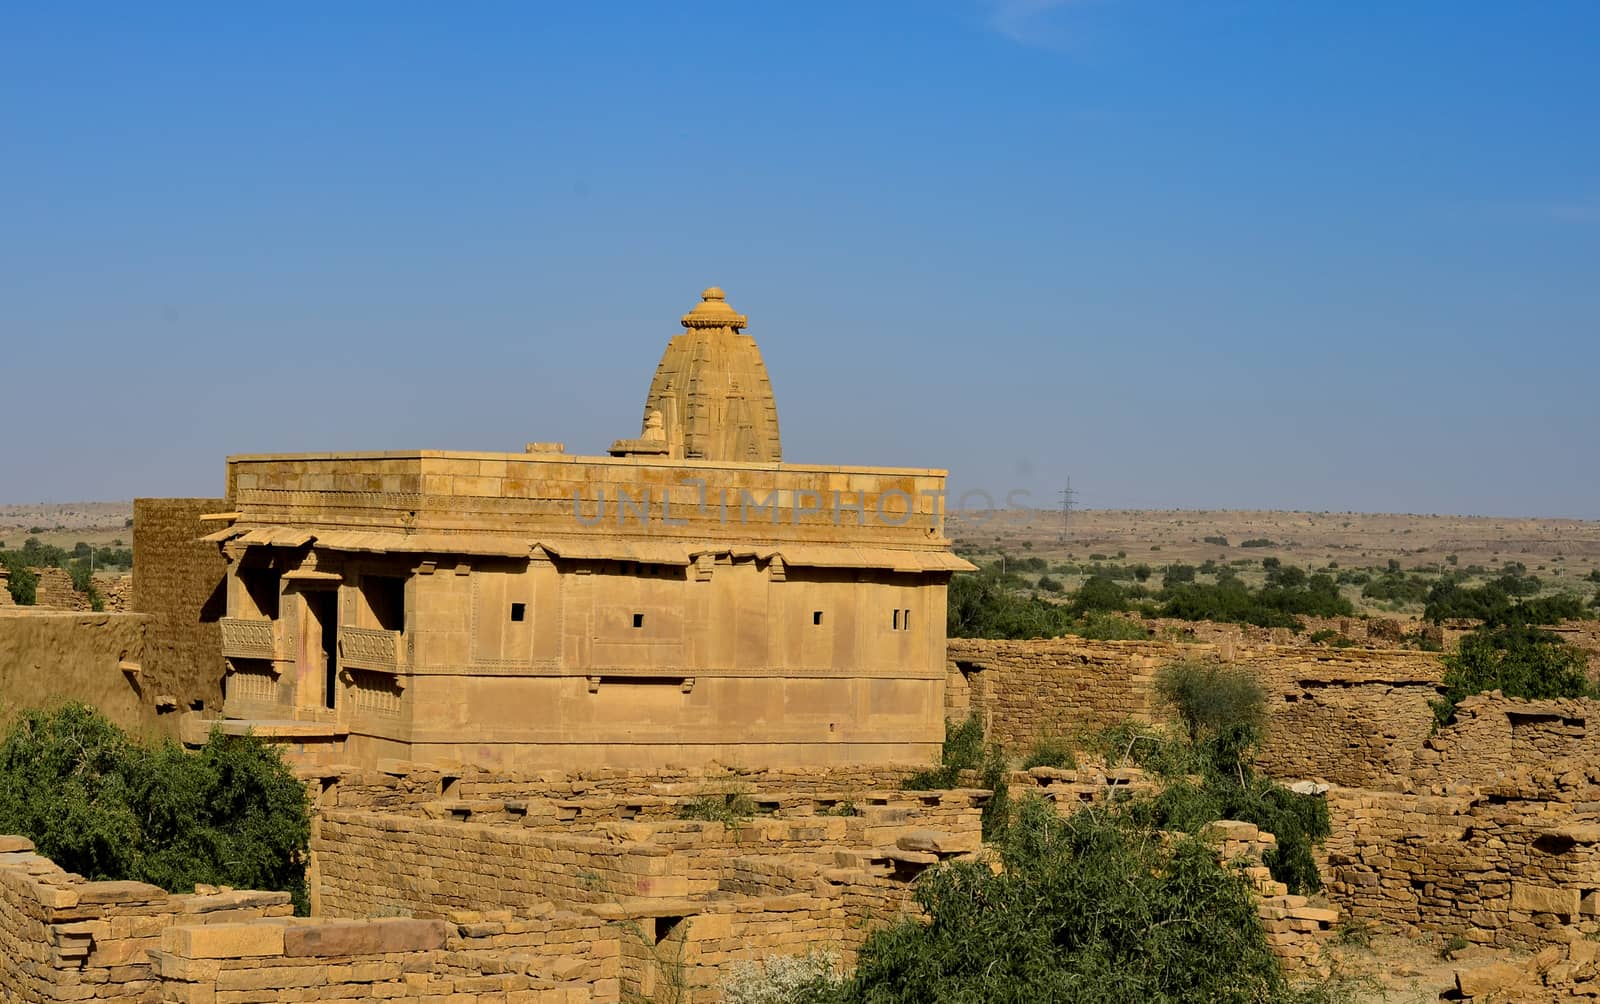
[630,287,782,463]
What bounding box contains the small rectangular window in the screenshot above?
[892,609,900,630]
[813,611,823,625]
[510,602,526,622]
[632,613,645,628]
[903,609,911,631]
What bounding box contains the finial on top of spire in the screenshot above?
[681,286,747,330]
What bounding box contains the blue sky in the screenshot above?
[3,2,1596,516]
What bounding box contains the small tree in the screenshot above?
[1154,659,1267,768]
[1433,625,1593,725]
[0,704,311,911]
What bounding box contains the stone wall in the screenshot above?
[152,912,618,1002]
[1325,695,1600,951]
[0,834,293,1002]
[0,830,621,1003]
[946,637,1444,787]
[30,566,93,611]
[320,762,940,816]
[131,498,228,718]
[0,610,154,734]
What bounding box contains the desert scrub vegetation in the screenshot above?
[0,703,311,911]
[947,559,1358,639]
[1432,624,1594,725]
[677,790,761,825]
[768,799,1334,1003]
[0,537,127,609]
[1129,661,1330,895]
[904,713,1010,839]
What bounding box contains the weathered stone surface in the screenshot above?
[282,918,447,957]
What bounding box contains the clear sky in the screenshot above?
[3,2,1597,517]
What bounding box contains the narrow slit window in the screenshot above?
[813,611,823,625]
[903,608,911,631]
[892,609,900,630]
[510,602,526,622]
[632,613,645,628]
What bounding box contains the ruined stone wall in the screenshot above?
[1325,695,1600,951]
[0,829,620,1002]
[30,566,93,611]
[946,637,1443,787]
[154,912,619,1002]
[131,498,228,718]
[315,810,699,917]
[323,762,939,817]
[0,610,154,735]
[0,834,292,1003]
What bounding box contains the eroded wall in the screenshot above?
[132,498,228,717]
[1326,695,1600,951]
[0,611,152,734]
[946,636,1444,786]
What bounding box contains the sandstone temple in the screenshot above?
[195,287,972,770]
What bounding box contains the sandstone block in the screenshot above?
[1455,961,1526,997]
[162,922,286,959]
[1511,883,1578,917]
[283,918,447,957]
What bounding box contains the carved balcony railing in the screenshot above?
[219,618,277,662]
[338,626,403,674]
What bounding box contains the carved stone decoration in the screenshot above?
[338,626,402,674]
[219,618,277,661]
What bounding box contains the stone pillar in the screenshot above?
[0,566,12,606]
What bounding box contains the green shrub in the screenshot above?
[1155,660,1267,756]
[1083,721,1204,778]
[1157,572,1351,629]
[1432,625,1593,725]
[1308,629,1354,648]
[1202,535,1229,546]
[1164,563,1197,584]
[0,555,38,605]
[1361,572,1431,604]
[1072,611,1149,641]
[678,791,759,825]
[1069,576,1128,614]
[1022,735,1075,771]
[1036,575,1064,593]
[0,704,310,911]
[906,713,986,790]
[816,799,1304,1003]
[1240,538,1275,548]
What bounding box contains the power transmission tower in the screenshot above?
[1057,478,1078,544]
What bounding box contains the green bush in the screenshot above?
[678,791,759,825]
[1036,574,1064,593]
[1072,611,1149,641]
[0,704,310,911]
[1432,625,1593,725]
[1131,774,1330,895]
[1157,573,1351,629]
[1164,563,1197,584]
[1082,721,1204,778]
[0,555,38,605]
[811,799,1308,1003]
[1154,660,1267,773]
[1361,572,1432,604]
[906,713,986,790]
[1424,576,1587,626]
[1069,576,1129,615]
[1022,735,1075,770]
[1240,538,1275,548]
